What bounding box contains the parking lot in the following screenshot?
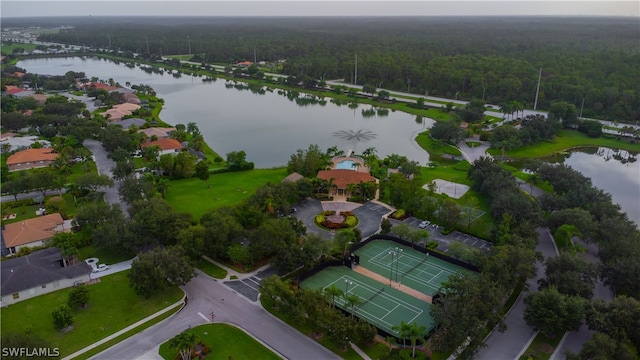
[396,217,492,252]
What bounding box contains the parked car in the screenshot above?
[92,264,110,273]
[418,220,430,229]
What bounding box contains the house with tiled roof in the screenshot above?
[317,169,378,199]
[2,213,67,255]
[1,247,92,306]
[101,102,141,122]
[141,138,183,156]
[6,148,58,171]
[138,127,176,139]
[282,172,304,183]
[113,118,146,130]
[4,85,26,95]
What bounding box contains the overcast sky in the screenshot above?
[2,1,639,18]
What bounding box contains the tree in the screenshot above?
[362,83,376,96]
[566,332,638,360]
[75,172,114,193]
[67,285,90,310]
[111,160,135,181]
[393,321,428,358]
[429,121,464,144]
[128,246,195,298]
[227,243,252,269]
[52,305,74,330]
[176,225,206,260]
[168,330,200,360]
[584,296,640,352]
[28,168,57,198]
[324,284,344,309]
[538,253,598,299]
[490,125,521,160]
[173,151,197,179]
[226,150,254,171]
[195,160,211,188]
[524,287,584,337]
[344,293,362,317]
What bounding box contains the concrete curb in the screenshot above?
[549,332,569,360]
[515,330,539,359]
[63,297,186,360]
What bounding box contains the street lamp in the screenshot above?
[394,247,403,282]
[345,280,353,295]
[187,36,191,56]
[344,241,354,258]
[378,81,383,89]
[388,248,403,284]
[388,251,394,285]
[455,91,460,100]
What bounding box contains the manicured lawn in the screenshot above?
[158,323,281,360]
[489,130,640,159]
[415,131,463,158]
[1,43,38,55]
[165,168,288,220]
[196,258,228,279]
[74,303,182,360]
[0,271,183,357]
[78,244,134,265]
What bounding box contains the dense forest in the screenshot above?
[5,16,640,122]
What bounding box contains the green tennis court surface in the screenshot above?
[354,239,471,296]
[300,266,434,336]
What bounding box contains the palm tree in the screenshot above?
[392,321,427,358]
[344,293,362,317]
[324,285,344,309]
[168,331,200,360]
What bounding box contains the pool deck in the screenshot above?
[331,156,370,173]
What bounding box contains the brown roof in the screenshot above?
[317,169,376,189]
[0,132,17,140]
[141,138,183,151]
[6,148,58,166]
[138,127,176,138]
[3,213,65,248]
[282,172,304,183]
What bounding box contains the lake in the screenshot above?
[17,57,433,168]
[547,147,639,226]
[17,57,639,226]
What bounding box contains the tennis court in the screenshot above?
[300,266,434,336]
[354,239,469,296]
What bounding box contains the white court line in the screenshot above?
[381,304,400,320]
[333,275,423,313]
[430,270,443,282]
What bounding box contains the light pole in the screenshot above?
[378,81,383,89]
[394,247,403,282]
[345,280,353,295]
[344,241,353,258]
[187,36,191,56]
[455,91,460,100]
[388,251,394,285]
[482,87,486,101]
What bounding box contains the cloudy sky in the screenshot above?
[2,0,638,18]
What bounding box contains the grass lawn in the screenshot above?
[196,258,228,279]
[165,167,288,220]
[74,303,182,360]
[415,131,462,158]
[490,130,640,159]
[519,332,563,360]
[158,323,281,360]
[0,271,183,357]
[78,244,134,265]
[1,43,38,55]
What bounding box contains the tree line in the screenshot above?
[13,16,639,123]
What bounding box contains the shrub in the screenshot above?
[315,215,325,223]
[479,132,490,141]
[341,211,355,217]
[321,221,349,229]
[391,209,406,220]
[344,216,358,227]
[453,160,471,171]
[426,241,439,250]
[322,210,336,216]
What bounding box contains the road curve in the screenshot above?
[92,272,339,360]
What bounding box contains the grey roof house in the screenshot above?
[1,247,92,306]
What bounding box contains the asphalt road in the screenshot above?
[92,271,339,360]
[474,228,559,360]
[82,139,125,212]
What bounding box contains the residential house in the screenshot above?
[1,247,92,306]
[138,127,176,140]
[1,136,51,153]
[2,213,67,255]
[100,103,141,122]
[112,118,146,130]
[317,169,377,199]
[6,147,58,171]
[141,138,184,156]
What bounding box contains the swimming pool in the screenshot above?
[336,160,358,170]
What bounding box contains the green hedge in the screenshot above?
[344,216,358,227]
[315,214,325,223]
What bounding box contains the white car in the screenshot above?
[418,220,430,229]
[93,264,110,273]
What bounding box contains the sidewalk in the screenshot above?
[62,298,185,360]
[201,255,271,281]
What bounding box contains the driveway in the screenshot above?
[89,258,135,280]
[457,139,492,164]
[92,271,339,360]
